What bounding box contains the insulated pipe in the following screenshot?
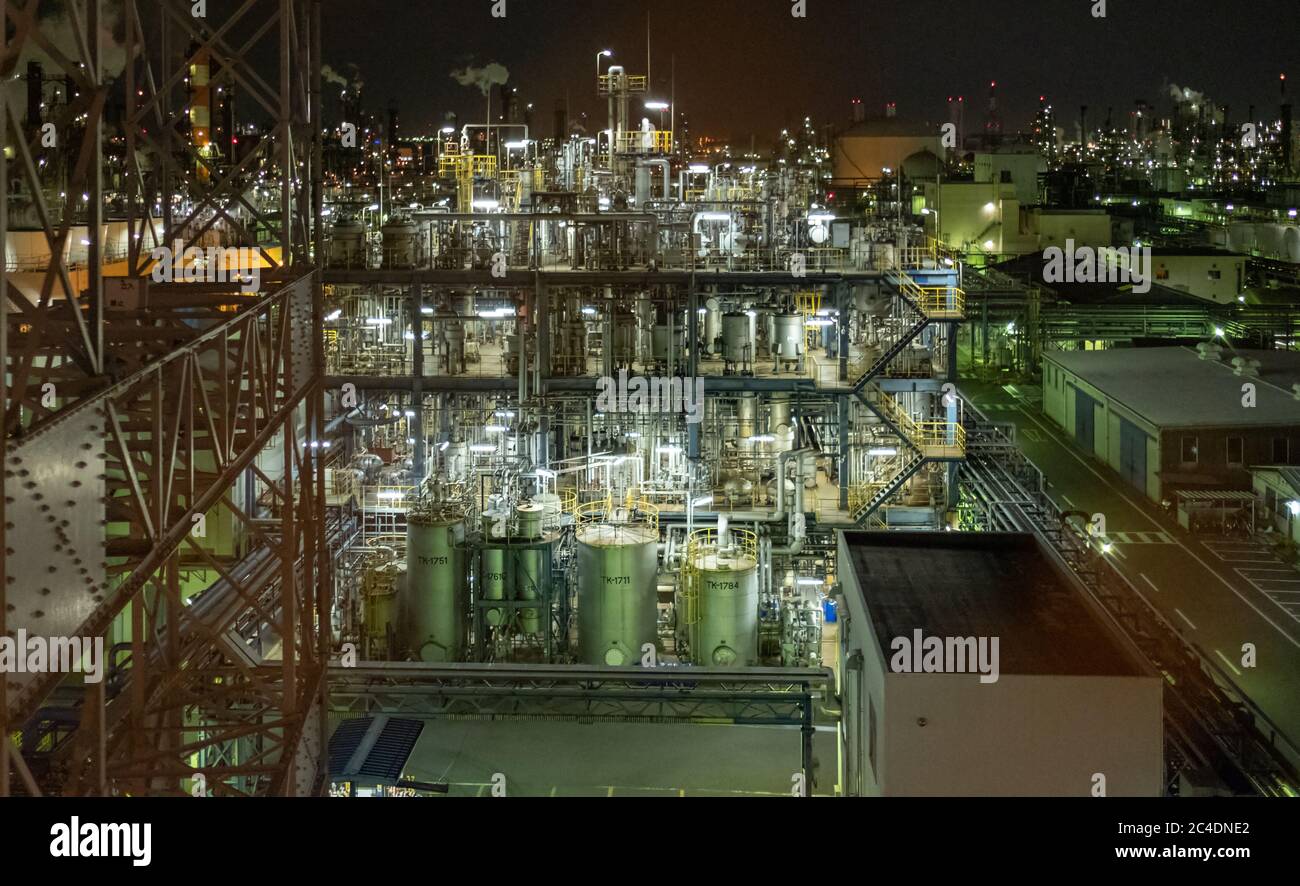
[775,447,813,518]
[772,449,813,555]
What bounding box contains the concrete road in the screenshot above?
[963,380,1300,767]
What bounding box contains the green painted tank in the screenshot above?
[690,547,759,666]
[404,513,466,661]
[362,560,404,661]
[481,546,508,626]
[576,523,659,666]
[515,504,547,635]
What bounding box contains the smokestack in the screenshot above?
[852,98,864,124]
[985,81,1001,146]
[884,101,896,119]
[1079,105,1088,144]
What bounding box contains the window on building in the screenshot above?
[1226,437,1244,466]
[1181,436,1199,464]
[1274,437,1290,464]
[1207,268,1222,280]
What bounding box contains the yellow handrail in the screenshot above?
[574,496,660,533]
[681,527,759,626]
[897,272,966,318]
[612,130,673,154]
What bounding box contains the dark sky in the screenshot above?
[318,0,1297,140]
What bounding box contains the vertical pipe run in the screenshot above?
[0,0,8,798]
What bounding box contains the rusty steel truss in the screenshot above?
[2,0,328,796]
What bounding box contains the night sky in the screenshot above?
[318,0,1297,140]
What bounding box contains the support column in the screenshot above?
[687,281,699,379]
[535,273,548,394]
[837,282,850,381]
[411,284,425,483]
[839,395,850,510]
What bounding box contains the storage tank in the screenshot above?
[1255,223,1284,259]
[515,503,548,635]
[611,312,638,367]
[576,511,659,666]
[432,307,466,375]
[703,298,722,353]
[1283,226,1300,263]
[480,545,509,627]
[1226,222,1256,255]
[721,312,753,365]
[329,215,367,268]
[652,324,682,364]
[404,510,467,661]
[687,531,759,667]
[361,558,404,660]
[382,214,425,269]
[772,313,805,366]
[533,492,564,533]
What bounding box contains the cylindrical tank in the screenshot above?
[1283,226,1300,263]
[704,298,722,352]
[690,544,759,667]
[576,523,659,666]
[533,493,564,533]
[382,215,425,269]
[652,324,682,363]
[514,503,550,635]
[769,394,794,452]
[362,559,404,660]
[516,503,545,540]
[404,512,466,661]
[481,546,508,626]
[432,308,465,375]
[772,313,804,364]
[515,545,547,636]
[330,216,367,268]
[611,312,638,366]
[722,312,752,364]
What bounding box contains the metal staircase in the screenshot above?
[849,452,926,524]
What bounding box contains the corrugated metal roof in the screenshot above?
[1045,346,1300,428]
[1177,489,1258,501]
[329,716,425,784]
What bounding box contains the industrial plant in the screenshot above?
[0,0,1297,807]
